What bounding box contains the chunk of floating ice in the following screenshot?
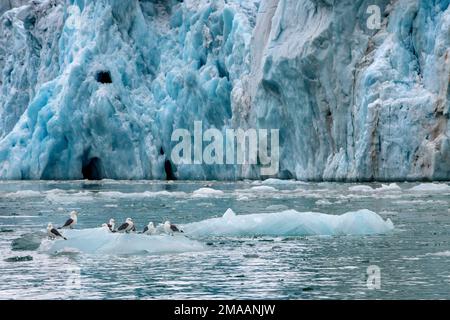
[410,183,450,192]
[3,190,42,198]
[40,228,206,255]
[249,186,277,192]
[192,188,224,197]
[266,204,289,211]
[98,191,187,198]
[315,199,332,205]
[183,209,394,237]
[376,183,401,191]
[222,208,236,219]
[260,179,304,185]
[427,251,450,257]
[348,185,374,192]
[348,183,401,192]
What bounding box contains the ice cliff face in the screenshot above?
[0,0,449,181]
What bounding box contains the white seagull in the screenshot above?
[47,223,67,240]
[163,221,183,235]
[142,222,156,235]
[106,218,115,232]
[117,218,134,233]
[59,211,78,229]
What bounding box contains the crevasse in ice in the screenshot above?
[0,0,449,180]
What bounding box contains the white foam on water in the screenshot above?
[46,190,94,203]
[98,190,188,198]
[393,200,448,205]
[266,204,289,211]
[2,189,189,202]
[0,215,40,219]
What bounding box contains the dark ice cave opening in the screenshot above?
[96,71,112,84]
[164,159,176,180]
[82,157,103,180]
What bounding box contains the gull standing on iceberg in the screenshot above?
[164,221,183,235]
[105,218,115,232]
[117,218,134,233]
[142,222,156,235]
[59,211,78,229]
[47,223,67,240]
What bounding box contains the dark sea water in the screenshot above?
[0,180,449,299]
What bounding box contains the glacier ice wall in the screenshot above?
[0,0,449,181]
[250,0,450,181]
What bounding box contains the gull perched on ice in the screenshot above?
[59,211,78,229]
[47,223,67,240]
[164,221,183,235]
[102,219,115,232]
[117,218,134,233]
[142,222,156,235]
[105,218,115,232]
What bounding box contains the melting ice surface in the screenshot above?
[1,180,450,299]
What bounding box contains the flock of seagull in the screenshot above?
[46,211,183,240]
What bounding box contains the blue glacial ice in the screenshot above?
[184,208,394,237]
[0,0,449,180]
[40,208,394,254]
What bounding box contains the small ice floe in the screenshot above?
[260,179,305,185]
[250,186,277,192]
[315,199,332,206]
[348,183,401,193]
[426,251,450,257]
[410,183,450,192]
[192,187,224,197]
[2,190,42,198]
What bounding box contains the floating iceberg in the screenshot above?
[192,187,225,197]
[183,208,394,237]
[348,185,375,192]
[38,208,394,255]
[348,184,401,193]
[249,185,277,192]
[410,183,450,192]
